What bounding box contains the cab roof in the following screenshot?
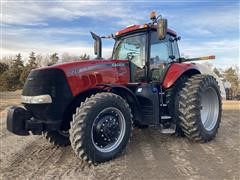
[115,24,177,37]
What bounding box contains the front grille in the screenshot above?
[22,68,73,121]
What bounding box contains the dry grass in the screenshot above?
[222,100,240,110]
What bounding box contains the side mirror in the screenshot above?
[157,18,168,40]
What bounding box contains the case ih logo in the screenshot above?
[111,62,127,67]
[67,63,127,77]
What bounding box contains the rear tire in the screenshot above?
[70,92,132,164]
[166,75,188,136]
[44,130,70,146]
[178,74,222,142]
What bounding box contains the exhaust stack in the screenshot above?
[91,32,102,59]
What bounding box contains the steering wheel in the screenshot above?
[127,52,138,61]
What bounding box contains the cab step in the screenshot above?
[159,124,176,134]
[160,128,176,134]
[161,115,172,120]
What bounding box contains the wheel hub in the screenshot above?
[91,107,126,152]
[94,115,120,145]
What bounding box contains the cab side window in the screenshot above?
[150,32,170,81]
[172,40,180,60]
[150,42,169,69]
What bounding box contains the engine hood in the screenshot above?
[33,59,130,96]
[39,59,111,73]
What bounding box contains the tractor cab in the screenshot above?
[113,24,180,83]
[92,12,180,85]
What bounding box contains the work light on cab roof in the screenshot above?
[115,11,174,41]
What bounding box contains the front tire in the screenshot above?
[44,130,70,146]
[178,74,222,142]
[70,93,132,164]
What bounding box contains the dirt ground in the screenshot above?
[0,91,239,180]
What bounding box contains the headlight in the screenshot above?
[21,95,52,104]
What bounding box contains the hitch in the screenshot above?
[7,106,62,136]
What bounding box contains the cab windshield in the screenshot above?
[113,34,146,68]
[113,34,147,82]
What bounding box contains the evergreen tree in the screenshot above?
[20,67,31,85]
[20,52,39,85]
[0,62,9,75]
[0,68,21,91]
[8,53,24,88]
[79,53,90,60]
[48,53,59,66]
[29,51,37,68]
[12,53,24,69]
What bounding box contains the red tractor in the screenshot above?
[7,12,222,164]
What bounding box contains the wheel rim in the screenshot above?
[200,87,219,131]
[91,107,126,153]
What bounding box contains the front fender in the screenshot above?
[162,63,200,88]
[99,84,142,123]
[100,84,141,108]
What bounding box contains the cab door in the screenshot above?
[113,33,147,83]
[149,32,172,83]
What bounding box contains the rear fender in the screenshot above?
[162,63,200,88]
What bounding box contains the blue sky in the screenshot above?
[1,0,239,68]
